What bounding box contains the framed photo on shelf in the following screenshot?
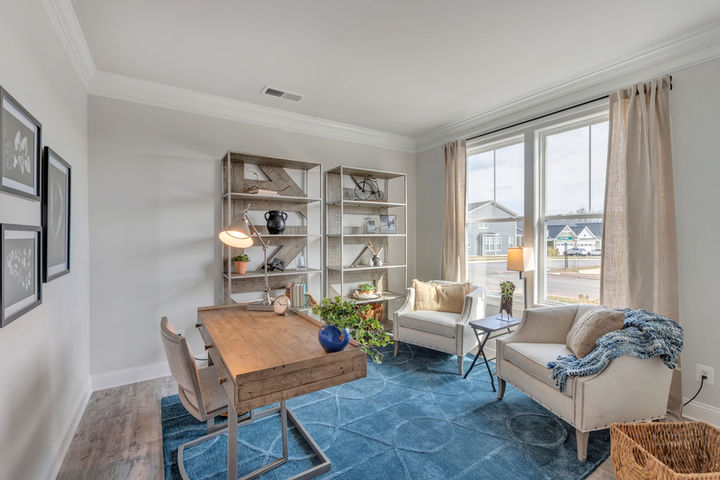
[42,147,71,282]
[364,218,377,234]
[0,88,41,200]
[380,215,397,234]
[1,224,42,327]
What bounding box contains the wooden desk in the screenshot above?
[197,304,367,480]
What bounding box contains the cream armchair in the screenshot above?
[495,305,673,462]
[393,281,485,375]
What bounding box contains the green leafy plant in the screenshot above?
[358,283,376,293]
[232,254,250,262]
[499,281,515,301]
[312,296,391,363]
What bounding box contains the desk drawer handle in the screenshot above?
[218,377,227,384]
[204,345,212,350]
[195,323,202,328]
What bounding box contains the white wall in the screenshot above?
[87,96,416,383]
[415,57,720,424]
[670,58,720,422]
[0,1,90,479]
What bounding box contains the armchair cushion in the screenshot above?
[505,343,575,397]
[398,310,460,338]
[412,279,470,313]
[566,307,625,358]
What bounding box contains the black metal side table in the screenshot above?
[463,315,522,391]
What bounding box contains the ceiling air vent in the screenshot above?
[261,85,305,102]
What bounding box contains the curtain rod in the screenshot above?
[467,75,672,142]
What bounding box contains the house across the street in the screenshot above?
[547,222,603,254]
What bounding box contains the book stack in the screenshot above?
[288,283,306,308]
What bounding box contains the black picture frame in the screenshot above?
[42,147,71,282]
[0,87,42,201]
[1,224,42,327]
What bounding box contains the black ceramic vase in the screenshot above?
[265,210,287,234]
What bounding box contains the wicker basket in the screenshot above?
[611,422,720,480]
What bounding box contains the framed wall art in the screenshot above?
[0,88,41,200]
[42,147,71,282]
[1,224,42,327]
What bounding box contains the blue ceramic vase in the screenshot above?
[318,325,351,353]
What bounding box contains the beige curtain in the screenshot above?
[601,75,682,414]
[442,140,467,282]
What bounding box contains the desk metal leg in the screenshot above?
[228,399,238,480]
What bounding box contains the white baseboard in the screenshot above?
[682,398,720,427]
[91,361,170,391]
[46,378,91,480]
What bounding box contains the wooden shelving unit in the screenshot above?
[324,166,407,329]
[221,152,322,306]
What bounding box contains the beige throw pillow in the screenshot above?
[413,280,471,314]
[566,307,625,358]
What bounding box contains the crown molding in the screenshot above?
[416,25,720,152]
[88,71,417,152]
[41,0,96,90]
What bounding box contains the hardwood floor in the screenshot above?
[58,376,618,479]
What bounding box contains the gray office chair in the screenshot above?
[160,317,235,479]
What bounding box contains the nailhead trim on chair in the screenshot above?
[501,374,669,433]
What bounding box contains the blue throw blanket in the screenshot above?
[547,308,683,392]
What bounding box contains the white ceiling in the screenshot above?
[72,0,720,138]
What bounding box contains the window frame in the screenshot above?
[463,100,609,310]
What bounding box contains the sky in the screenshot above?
[467,121,609,216]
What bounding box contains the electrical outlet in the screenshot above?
[696,364,715,386]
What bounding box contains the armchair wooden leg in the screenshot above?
[457,356,464,375]
[576,429,589,462]
[394,341,399,357]
[497,378,506,400]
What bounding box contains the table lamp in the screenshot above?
[507,247,534,310]
[218,206,273,310]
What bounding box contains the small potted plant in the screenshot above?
[312,296,391,363]
[232,254,250,274]
[499,280,516,319]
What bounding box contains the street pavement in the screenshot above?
[468,257,601,301]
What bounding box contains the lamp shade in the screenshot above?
[507,247,534,272]
[218,218,254,248]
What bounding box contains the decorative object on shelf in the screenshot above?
[231,254,249,274]
[218,207,273,310]
[312,296,391,362]
[288,283,306,307]
[380,215,397,234]
[507,247,534,309]
[369,303,384,323]
[272,294,290,315]
[295,253,306,270]
[1,224,42,327]
[353,283,379,300]
[245,172,286,196]
[263,258,285,272]
[0,87,41,200]
[265,210,287,234]
[363,217,377,234]
[372,247,384,266]
[351,174,384,201]
[41,147,71,282]
[499,280,515,320]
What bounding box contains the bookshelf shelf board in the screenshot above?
[346,291,405,304]
[326,200,406,208]
[327,264,407,272]
[223,268,321,280]
[223,192,322,203]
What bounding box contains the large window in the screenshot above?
[465,103,608,306]
[466,136,524,296]
[539,116,608,304]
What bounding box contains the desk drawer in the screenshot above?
[206,346,236,402]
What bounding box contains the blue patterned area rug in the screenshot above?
[161,344,610,480]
